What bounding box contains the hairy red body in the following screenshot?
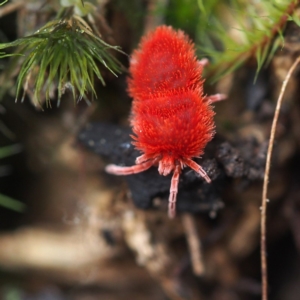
[128,26,204,98]
[106,25,225,218]
[130,90,215,159]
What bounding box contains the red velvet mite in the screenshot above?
[106,25,225,218]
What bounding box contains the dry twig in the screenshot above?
[261,56,300,300]
[182,213,205,276]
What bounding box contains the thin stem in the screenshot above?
[261,56,300,300]
[182,213,205,276]
[0,1,23,17]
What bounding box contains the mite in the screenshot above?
[106,25,225,218]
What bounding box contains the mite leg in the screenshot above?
[207,94,227,103]
[168,164,181,218]
[105,157,160,175]
[135,153,161,164]
[198,58,209,67]
[136,154,150,164]
[183,158,211,183]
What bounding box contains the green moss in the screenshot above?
[196,0,299,82]
[0,13,124,107]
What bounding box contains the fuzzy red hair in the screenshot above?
[130,89,215,159]
[106,25,225,218]
[128,26,205,99]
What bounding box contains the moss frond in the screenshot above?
[196,0,299,82]
[0,14,124,107]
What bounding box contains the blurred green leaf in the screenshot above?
[0,145,23,212]
[0,194,25,212]
[0,144,21,159]
[2,286,23,300]
[0,0,8,6]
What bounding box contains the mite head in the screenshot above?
[158,154,176,176]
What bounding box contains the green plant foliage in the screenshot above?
[113,0,147,46]
[60,0,97,16]
[0,144,21,159]
[196,0,299,81]
[0,144,25,212]
[0,194,25,212]
[0,14,124,107]
[162,0,200,38]
[1,286,23,300]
